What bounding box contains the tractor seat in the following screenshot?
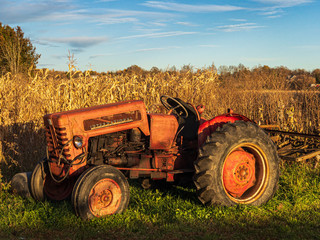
[167,97,200,141]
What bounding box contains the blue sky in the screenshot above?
[0,0,319,72]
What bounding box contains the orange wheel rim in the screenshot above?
[222,143,269,204]
[88,178,122,217]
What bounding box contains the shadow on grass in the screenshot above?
[1,175,320,240]
[129,177,200,203]
[1,198,319,240]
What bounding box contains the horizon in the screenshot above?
[0,0,319,72]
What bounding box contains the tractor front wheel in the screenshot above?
[194,121,279,206]
[30,161,76,201]
[71,165,130,220]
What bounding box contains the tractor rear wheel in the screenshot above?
[30,161,75,201]
[71,165,130,220]
[194,121,279,206]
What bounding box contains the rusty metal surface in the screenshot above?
[43,100,150,178]
[263,125,320,163]
[223,149,256,198]
[148,114,179,150]
[198,113,252,147]
[265,129,320,140]
[88,178,122,217]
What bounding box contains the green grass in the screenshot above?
[0,162,319,240]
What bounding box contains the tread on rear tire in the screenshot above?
[194,121,279,206]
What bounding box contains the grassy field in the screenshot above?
[0,161,319,240]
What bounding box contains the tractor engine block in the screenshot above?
[87,129,145,167]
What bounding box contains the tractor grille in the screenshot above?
[45,126,72,161]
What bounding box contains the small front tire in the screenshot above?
[30,161,76,201]
[72,165,130,220]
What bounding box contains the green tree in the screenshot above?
[0,22,40,74]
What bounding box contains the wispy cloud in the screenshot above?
[94,17,138,25]
[150,22,167,27]
[44,36,108,48]
[260,9,284,15]
[132,46,181,53]
[252,0,313,18]
[118,31,196,40]
[266,14,282,18]
[89,53,115,59]
[253,0,312,7]
[97,0,117,2]
[0,0,74,24]
[0,1,176,26]
[217,23,264,32]
[90,9,176,25]
[34,39,59,48]
[229,18,247,22]
[176,22,198,27]
[52,54,68,60]
[142,1,245,12]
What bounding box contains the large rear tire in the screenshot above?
[71,165,130,220]
[194,121,279,206]
[30,161,75,201]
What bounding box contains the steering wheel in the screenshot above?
[160,95,189,118]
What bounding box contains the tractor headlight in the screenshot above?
[73,136,84,149]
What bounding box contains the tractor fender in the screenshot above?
[198,113,252,147]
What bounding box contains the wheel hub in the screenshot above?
[88,178,122,217]
[223,149,256,198]
[99,189,113,207]
[235,163,251,182]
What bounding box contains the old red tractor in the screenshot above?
[30,96,279,219]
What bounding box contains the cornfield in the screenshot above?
[0,67,320,179]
